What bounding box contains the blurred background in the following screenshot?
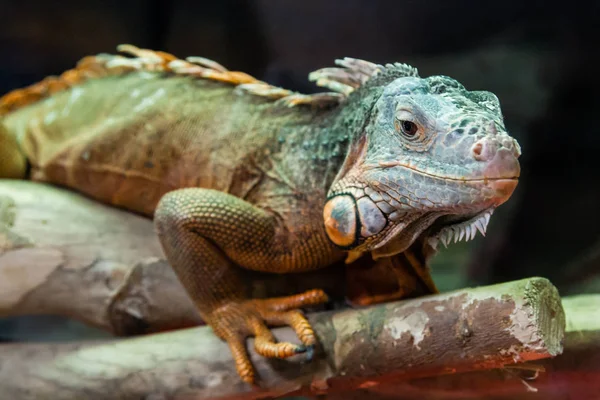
[0,0,598,339]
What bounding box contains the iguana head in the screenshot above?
[323,66,521,263]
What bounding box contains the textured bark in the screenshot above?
[328,294,600,400]
[0,277,565,400]
[0,180,197,333]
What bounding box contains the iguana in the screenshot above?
[0,45,521,384]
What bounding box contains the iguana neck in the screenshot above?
[277,90,379,195]
[314,83,384,193]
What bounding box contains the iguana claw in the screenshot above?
[208,289,328,384]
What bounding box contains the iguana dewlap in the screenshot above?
[0,45,521,384]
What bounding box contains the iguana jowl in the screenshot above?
[0,45,521,383]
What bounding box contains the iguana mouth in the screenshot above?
[425,208,495,249]
[376,161,520,182]
[377,161,520,183]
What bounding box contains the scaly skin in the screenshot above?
[0,45,521,384]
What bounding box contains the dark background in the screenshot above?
[0,0,599,338]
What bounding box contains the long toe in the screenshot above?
[262,309,318,347]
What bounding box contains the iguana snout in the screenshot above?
[474,138,521,181]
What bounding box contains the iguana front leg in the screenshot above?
[154,188,329,384]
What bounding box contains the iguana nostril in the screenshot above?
[471,138,497,162]
[472,142,483,158]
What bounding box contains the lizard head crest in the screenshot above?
[323,70,521,262]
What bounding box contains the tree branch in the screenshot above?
[0,277,565,400]
[336,294,600,400]
[0,180,200,333]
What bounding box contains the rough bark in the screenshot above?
[331,294,600,400]
[0,180,198,333]
[0,277,565,400]
[0,180,431,335]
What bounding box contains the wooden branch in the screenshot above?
[0,180,431,335]
[0,277,565,399]
[334,294,600,400]
[0,180,201,333]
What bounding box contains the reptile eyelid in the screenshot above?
[395,109,417,122]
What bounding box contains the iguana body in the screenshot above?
[0,45,521,384]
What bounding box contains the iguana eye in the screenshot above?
[399,120,418,137]
[394,109,431,148]
[395,118,420,139]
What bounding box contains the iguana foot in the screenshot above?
[207,289,328,384]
